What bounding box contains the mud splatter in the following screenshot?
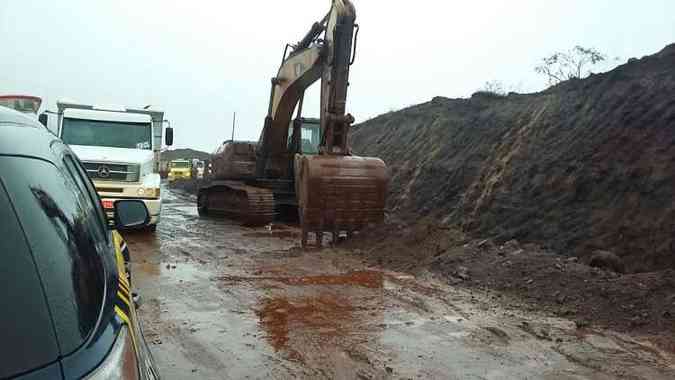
[220,270,384,289]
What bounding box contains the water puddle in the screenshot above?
[134,261,204,285]
[256,294,359,362]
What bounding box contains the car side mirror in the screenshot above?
[114,200,150,229]
[165,127,174,146]
[38,113,48,127]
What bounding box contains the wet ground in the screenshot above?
[123,187,675,379]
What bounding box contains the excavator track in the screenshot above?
[198,180,276,226]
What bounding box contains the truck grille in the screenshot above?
[82,162,140,182]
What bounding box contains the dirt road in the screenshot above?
[123,187,675,379]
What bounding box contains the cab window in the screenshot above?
[0,156,106,355]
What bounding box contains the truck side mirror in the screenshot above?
[114,200,150,229]
[165,127,174,146]
[38,113,48,127]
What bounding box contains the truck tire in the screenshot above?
[145,224,158,233]
[198,191,209,217]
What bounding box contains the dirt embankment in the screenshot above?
[345,222,675,352]
[351,44,675,272]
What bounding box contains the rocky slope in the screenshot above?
[351,44,675,272]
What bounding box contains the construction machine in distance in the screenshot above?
[198,0,388,247]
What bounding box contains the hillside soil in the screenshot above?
[350,44,675,273]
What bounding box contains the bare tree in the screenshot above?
[480,80,506,96]
[535,46,607,85]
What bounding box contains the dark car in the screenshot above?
[0,106,159,379]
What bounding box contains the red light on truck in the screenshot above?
[102,200,114,210]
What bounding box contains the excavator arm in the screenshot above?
[320,0,357,155]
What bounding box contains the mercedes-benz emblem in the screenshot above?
[97,166,111,178]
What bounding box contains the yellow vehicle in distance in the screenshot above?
[168,159,192,182]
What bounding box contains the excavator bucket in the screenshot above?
[295,155,388,247]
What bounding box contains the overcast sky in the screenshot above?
[1,1,674,151]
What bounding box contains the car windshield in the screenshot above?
[62,118,152,150]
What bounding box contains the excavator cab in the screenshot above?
[288,118,321,155]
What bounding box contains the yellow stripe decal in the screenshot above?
[115,305,130,325]
[118,280,131,297]
[118,273,130,288]
[114,305,139,354]
[117,291,131,308]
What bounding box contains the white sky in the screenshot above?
[1,1,674,151]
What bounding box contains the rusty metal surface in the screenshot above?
[200,180,275,226]
[210,142,257,180]
[296,154,388,246]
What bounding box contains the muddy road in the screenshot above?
[122,187,675,379]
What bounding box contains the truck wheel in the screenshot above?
[198,192,209,217]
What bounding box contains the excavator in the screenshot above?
[198,0,387,246]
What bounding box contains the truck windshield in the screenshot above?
[171,162,190,168]
[61,118,152,150]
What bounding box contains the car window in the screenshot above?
[0,156,106,355]
[63,154,108,238]
[0,177,60,379]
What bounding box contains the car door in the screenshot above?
[60,145,160,380]
[0,170,63,379]
[0,153,109,373]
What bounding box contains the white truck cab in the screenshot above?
[55,101,173,231]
